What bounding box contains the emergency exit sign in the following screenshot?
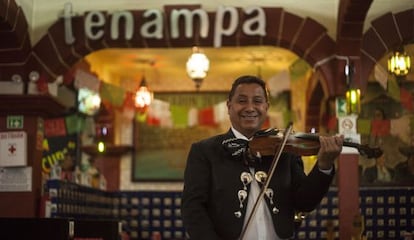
[7,115,23,129]
[335,97,347,117]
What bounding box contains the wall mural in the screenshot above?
[356,81,414,186]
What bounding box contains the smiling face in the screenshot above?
[227,82,269,138]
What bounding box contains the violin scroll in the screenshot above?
[342,141,382,159]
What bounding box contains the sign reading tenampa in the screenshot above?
[62,3,267,47]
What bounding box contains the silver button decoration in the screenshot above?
[265,188,274,205]
[240,172,253,190]
[234,211,242,218]
[254,171,268,184]
[238,190,248,208]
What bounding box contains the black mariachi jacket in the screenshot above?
[181,130,334,240]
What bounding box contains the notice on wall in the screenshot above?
[0,131,27,167]
[0,167,32,192]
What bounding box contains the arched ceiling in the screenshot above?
[85,46,300,92]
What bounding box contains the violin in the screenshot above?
[248,128,382,158]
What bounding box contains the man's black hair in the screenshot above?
[228,75,269,101]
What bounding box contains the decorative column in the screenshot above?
[337,114,361,239]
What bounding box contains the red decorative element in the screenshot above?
[400,87,413,112]
[146,115,161,126]
[8,144,16,154]
[44,118,67,137]
[198,107,216,126]
[36,73,49,94]
[123,91,136,110]
[371,119,390,137]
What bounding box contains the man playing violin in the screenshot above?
[181,75,344,240]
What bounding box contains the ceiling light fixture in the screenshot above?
[135,76,153,112]
[388,48,411,77]
[186,46,210,90]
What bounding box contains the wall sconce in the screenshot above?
[388,49,411,77]
[186,46,210,90]
[346,88,360,115]
[135,76,153,112]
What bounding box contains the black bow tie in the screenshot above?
[222,129,279,167]
[222,138,260,167]
[222,138,249,157]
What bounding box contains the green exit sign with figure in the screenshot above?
[7,115,24,129]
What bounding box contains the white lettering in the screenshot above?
[140,9,163,39]
[170,9,209,39]
[214,6,238,48]
[243,6,266,37]
[111,11,134,40]
[85,11,105,40]
[63,2,75,44]
[61,4,269,46]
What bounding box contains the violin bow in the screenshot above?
[239,122,294,240]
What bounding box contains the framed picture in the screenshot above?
[132,122,225,181]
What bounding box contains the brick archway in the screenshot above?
[0,0,31,80]
[361,8,414,93]
[28,7,338,93]
[0,3,342,131]
[1,2,351,130]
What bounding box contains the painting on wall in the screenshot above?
[132,92,229,181]
[356,81,414,186]
[133,123,224,181]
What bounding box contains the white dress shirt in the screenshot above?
[231,127,282,240]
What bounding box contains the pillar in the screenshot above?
[0,95,67,217]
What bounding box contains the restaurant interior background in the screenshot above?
[0,0,414,239]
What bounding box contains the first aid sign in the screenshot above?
[0,131,27,167]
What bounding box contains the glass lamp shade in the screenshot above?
[186,47,210,89]
[135,86,153,109]
[388,51,411,77]
[346,88,361,115]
